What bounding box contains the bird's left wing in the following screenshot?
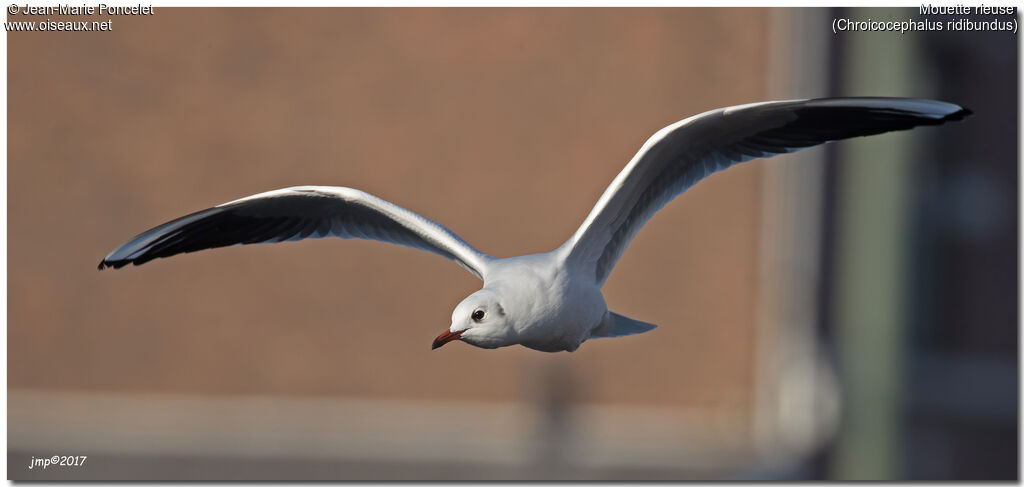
[98,186,493,279]
[562,98,971,285]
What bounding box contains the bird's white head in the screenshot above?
[432,289,515,350]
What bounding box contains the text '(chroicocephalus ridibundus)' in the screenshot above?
[99,98,970,352]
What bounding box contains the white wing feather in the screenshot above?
[562,98,970,285]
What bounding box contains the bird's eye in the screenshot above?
[472,309,485,322]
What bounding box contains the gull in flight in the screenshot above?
[99,98,969,352]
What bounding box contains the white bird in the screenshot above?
[99,98,970,352]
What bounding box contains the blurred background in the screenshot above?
[7,7,1017,480]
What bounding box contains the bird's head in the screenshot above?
[432,289,514,350]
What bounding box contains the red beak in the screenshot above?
[432,329,464,350]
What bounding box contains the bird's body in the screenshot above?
[99,97,970,352]
[477,252,607,352]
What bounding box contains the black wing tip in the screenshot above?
[98,258,131,270]
[946,105,973,121]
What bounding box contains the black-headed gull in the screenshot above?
[99,98,970,352]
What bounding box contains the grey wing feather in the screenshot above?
[98,186,493,279]
[563,97,971,285]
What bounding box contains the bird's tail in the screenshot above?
[590,311,657,339]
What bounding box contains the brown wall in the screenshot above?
[9,8,770,413]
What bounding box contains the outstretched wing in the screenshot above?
[563,98,971,285]
[99,186,493,279]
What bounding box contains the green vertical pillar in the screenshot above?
[830,8,920,480]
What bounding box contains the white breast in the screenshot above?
[486,253,607,352]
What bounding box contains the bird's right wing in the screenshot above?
[99,186,494,280]
[562,98,971,285]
